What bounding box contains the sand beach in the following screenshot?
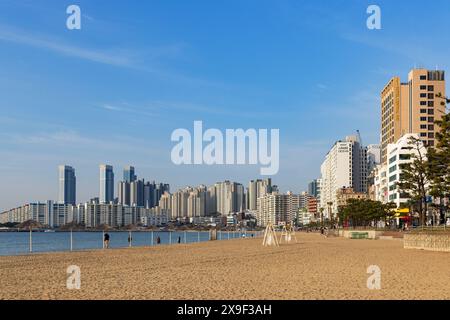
[1,233,449,300]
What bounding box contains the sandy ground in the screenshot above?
[1,232,450,300]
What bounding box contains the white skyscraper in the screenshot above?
[319,135,368,217]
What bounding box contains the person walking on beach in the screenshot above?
[156,236,161,244]
[104,233,110,249]
[177,236,181,244]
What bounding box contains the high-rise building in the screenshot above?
[299,191,312,209]
[99,164,114,204]
[367,144,381,173]
[386,133,426,207]
[118,181,131,206]
[215,181,245,215]
[130,179,145,207]
[247,179,272,211]
[58,165,76,205]
[319,134,368,217]
[256,192,300,227]
[123,166,136,183]
[381,69,445,163]
[307,179,320,198]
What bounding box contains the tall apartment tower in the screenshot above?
[58,165,76,205]
[99,164,114,204]
[319,134,367,216]
[247,178,272,211]
[381,69,446,163]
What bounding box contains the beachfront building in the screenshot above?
[367,144,381,174]
[0,201,168,228]
[307,196,318,219]
[380,69,445,163]
[256,192,300,227]
[336,187,368,209]
[386,133,427,207]
[247,179,272,210]
[319,134,368,218]
[297,209,313,226]
[215,181,245,216]
[308,179,321,199]
[373,164,388,203]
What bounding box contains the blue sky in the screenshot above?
[0,0,449,211]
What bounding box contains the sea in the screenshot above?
[0,230,257,256]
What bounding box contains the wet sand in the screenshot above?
[1,233,449,300]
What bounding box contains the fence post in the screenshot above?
[70,229,73,252]
[102,231,105,249]
[198,231,200,242]
[169,231,172,245]
[151,231,154,246]
[29,228,32,253]
[184,231,187,244]
[228,231,230,240]
[129,231,132,247]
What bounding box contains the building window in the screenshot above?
[428,101,434,107]
[399,154,411,160]
[420,85,427,90]
[420,124,427,129]
[389,175,397,182]
[428,117,435,123]
[428,132,434,139]
[420,132,427,137]
[389,165,397,173]
[428,109,434,115]
[428,140,435,147]
[420,117,427,121]
[420,75,427,80]
[420,109,427,114]
[428,85,434,92]
[428,125,434,131]
[420,101,427,106]
[389,155,397,164]
[420,93,427,98]
[428,93,435,99]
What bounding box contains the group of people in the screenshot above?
[103,233,180,248]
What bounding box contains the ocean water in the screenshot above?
[0,231,257,256]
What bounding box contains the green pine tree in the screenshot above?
[397,136,429,226]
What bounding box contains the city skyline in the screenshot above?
[1,0,450,211]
